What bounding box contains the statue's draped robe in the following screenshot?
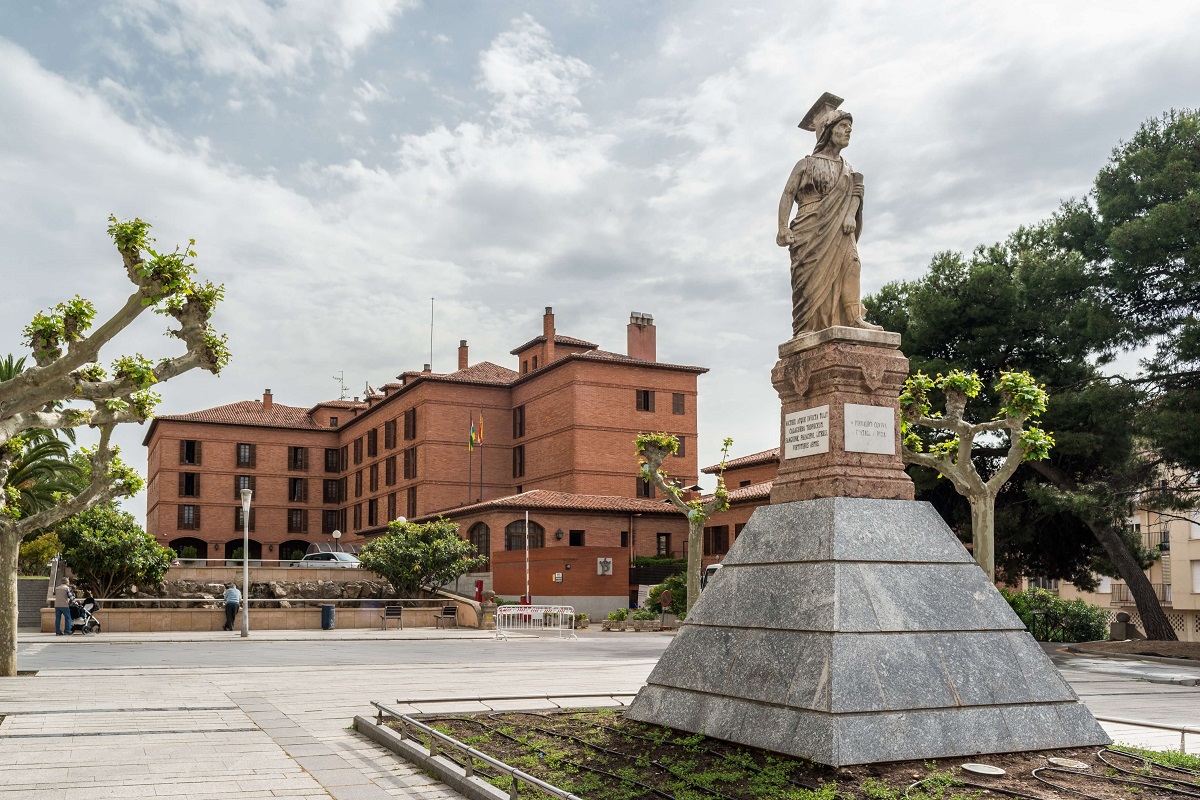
[787,154,864,335]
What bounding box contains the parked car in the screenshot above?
[700,563,722,591]
[292,552,361,568]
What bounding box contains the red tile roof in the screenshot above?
[702,447,779,474]
[703,480,773,504]
[156,400,325,430]
[414,489,681,521]
[310,399,368,410]
[509,334,598,355]
[567,349,708,373]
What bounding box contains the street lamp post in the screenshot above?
[332,529,341,552]
[240,488,252,638]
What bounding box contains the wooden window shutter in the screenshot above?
[195,506,201,528]
[250,476,257,493]
[648,391,655,412]
[302,509,309,533]
[194,474,200,495]
[177,505,184,528]
[178,473,186,496]
[302,479,308,503]
[302,448,309,471]
[234,478,240,500]
[195,441,202,465]
[179,440,186,464]
[249,444,257,468]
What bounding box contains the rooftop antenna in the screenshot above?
[430,297,435,372]
[332,371,348,400]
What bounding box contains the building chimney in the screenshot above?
[627,312,656,361]
[543,306,555,364]
[263,389,273,410]
[422,363,431,373]
[458,339,469,371]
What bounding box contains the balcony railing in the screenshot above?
[1141,528,1171,551]
[1111,582,1172,606]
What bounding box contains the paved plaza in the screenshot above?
[1,629,1198,799]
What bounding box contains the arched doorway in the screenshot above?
[278,539,309,564]
[224,538,262,564]
[168,537,207,563]
[504,520,544,550]
[467,522,490,566]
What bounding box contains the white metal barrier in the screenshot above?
[495,605,578,640]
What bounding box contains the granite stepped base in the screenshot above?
[625,498,1109,766]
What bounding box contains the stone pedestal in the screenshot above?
[625,498,1110,766]
[771,327,913,503]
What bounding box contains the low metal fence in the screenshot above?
[1094,715,1200,753]
[494,604,577,640]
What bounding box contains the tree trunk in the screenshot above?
[686,518,703,613]
[967,491,996,582]
[1088,520,1177,641]
[0,531,19,677]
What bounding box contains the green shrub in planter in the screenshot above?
[607,608,628,622]
[178,545,199,561]
[632,609,658,621]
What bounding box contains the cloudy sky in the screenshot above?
[2,1,1198,517]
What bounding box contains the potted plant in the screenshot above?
[574,612,589,629]
[604,608,628,631]
[632,608,659,631]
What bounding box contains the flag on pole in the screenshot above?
[477,410,484,445]
[468,419,477,450]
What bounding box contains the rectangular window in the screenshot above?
[513,405,526,438]
[322,510,338,534]
[637,478,654,499]
[179,440,202,465]
[288,477,308,503]
[636,389,655,412]
[329,416,338,428]
[620,531,629,548]
[323,479,339,504]
[339,445,348,471]
[532,355,538,370]
[236,443,255,468]
[522,360,528,374]
[675,436,686,458]
[403,408,417,440]
[656,533,670,557]
[512,445,525,478]
[734,522,746,538]
[704,525,730,556]
[569,530,585,547]
[177,504,200,530]
[353,437,363,465]
[672,393,685,415]
[406,487,417,518]
[325,448,340,473]
[385,456,397,486]
[355,470,363,498]
[403,447,417,480]
[367,428,378,457]
[387,492,397,521]
[234,507,256,532]
[384,419,397,450]
[287,446,308,471]
[369,463,379,492]
[353,504,362,530]
[178,472,200,497]
[368,498,378,527]
[739,479,752,487]
[287,509,308,534]
[234,475,256,499]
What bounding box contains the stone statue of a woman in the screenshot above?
[776,92,881,336]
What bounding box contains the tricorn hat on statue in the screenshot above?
[799,92,850,141]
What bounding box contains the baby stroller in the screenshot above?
[69,597,102,635]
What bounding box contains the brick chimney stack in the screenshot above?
[543,306,555,364]
[422,363,431,373]
[263,389,273,410]
[458,340,469,371]
[627,312,656,361]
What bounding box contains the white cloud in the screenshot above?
[105,0,412,81]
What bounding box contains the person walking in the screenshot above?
[54,576,76,635]
[223,583,242,631]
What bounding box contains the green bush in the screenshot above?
[18,532,60,576]
[1001,586,1109,642]
[56,505,174,597]
[632,556,687,568]
[288,548,306,561]
[177,545,198,560]
[359,517,487,596]
[632,609,658,621]
[646,572,687,616]
[607,608,628,622]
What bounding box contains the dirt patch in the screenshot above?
[1076,640,1200,662]
[388,709,1199,800]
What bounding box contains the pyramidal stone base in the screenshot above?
[625,498,1109,766]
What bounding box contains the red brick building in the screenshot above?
[697,448,779,568]
[142,309,705,614]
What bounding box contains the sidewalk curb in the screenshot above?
[1065,644,1200,673]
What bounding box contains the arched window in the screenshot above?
[504,520,544,551]
[468,522,491,566]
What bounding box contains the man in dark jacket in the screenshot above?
[54,577,76,635]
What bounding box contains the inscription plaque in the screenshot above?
[843,403,895,455]
[783,405,830,458]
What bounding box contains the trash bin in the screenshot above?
[321,604,336,630]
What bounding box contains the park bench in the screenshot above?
[380,605,405,630]
[435,605,459,629]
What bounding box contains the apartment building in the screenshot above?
[142,308,706,610]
